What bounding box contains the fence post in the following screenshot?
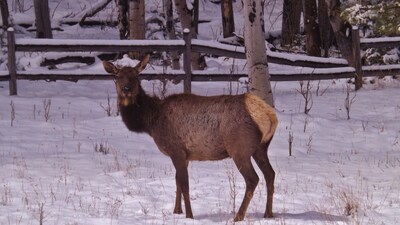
[7,27,17,95]
[182,28,192,93]
[352,26,363,90]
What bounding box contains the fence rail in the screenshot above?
[1,27,400,95]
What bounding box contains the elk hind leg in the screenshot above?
[252,141,275,218]
[233,157,259,222]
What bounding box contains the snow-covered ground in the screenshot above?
[1,0,400,224]
[1,72,400,225]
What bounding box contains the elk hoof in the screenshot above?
[173,208,183,214]
[264,212,273,218]
[234,214,244,222]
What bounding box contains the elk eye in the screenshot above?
[123,86,131,92]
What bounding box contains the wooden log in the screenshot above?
[360,37,400,49]
[40,56,96,67]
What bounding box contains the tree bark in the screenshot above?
[221,0,235,38]
[303,0,321,56]
[281,0,301,46]
[34,0,53,38]
[0,0,10,29]
[164,0,180,69]
[318,0,334,57]
[174,0,202,70]
[243,0,274,106]
[115,0,129,39]
[129,0,145,59]
[324,0,354,65]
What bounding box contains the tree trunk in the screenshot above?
[221,0,235,38]
[318,0,334,57]
[174,0,202,70]
[129,0,146,59]
[115,0,129,39]
[34,0,53,38]
[303,0,321,56]
[281,0,301,46]
[324,0,354,65]
[243,0,274,106]
[164,0,180,69]
[0,0,10,30]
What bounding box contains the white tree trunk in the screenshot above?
[129,0,145,59]
[243,0,274,106]
[164,0,180,69]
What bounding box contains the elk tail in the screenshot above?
[244,93,278,144]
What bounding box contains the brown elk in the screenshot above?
[103,55,278,222]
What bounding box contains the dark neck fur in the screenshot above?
[119,86,160,134]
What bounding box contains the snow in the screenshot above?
[1,74,400,225]
[1,0,400,224]
[360,36,400,44]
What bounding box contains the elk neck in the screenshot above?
[118,85,161,134]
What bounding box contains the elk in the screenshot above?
[103,55,278,222]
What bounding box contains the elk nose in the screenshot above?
[123,86,131,92]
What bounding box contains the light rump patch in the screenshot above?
[244,93,278,143]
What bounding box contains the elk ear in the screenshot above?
[135,54,150,73]
[103,61,119,75]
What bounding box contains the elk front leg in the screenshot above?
[171,156,193,218]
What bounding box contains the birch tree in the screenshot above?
[115,0,128,39]
[243,0,274,107]
[164,0,180,69]
[129,0,145,59]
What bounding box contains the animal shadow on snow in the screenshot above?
[195,211,347,223]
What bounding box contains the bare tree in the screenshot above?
[34,0,53,38]
[303,0,321,56]
[318,0,334,57]
[243,0,274,106]
[78,0,113,26]
[128,0,145,59]
[281,0,301,46]
[164,0,180,69]
[0,0,10,30]
[174,0,202,70]
[115,0,129,39]
[324,0,353,65]
[221,0,235,38]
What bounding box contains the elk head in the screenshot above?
[103,55,150,107]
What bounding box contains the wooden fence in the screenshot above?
[1,27,400,95]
